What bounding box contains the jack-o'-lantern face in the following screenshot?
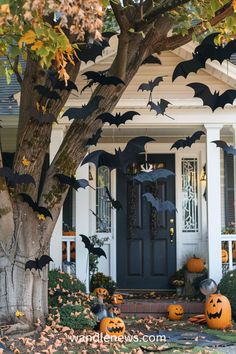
[94,287,109,298]
[205,294,232,329]
[167,304,184,321]
[221,249,228,263]
[100,317,125,337]
[111,293,123,304]
[108,305,121,317]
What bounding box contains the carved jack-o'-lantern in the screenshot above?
[100,317,125,337]
[167,304,184,321]
[205,293,232,329]
[108,305,121,317]
[221,249,228,263]
[186,256,204,273]
[94,288,109,298]
[111,293,123,304]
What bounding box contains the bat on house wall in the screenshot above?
[54,174,90,190]
[134,169,175,183]
[96,111,140,127]
[79,234,107,258]
[171,131,205,150]
[19,193,53,219]
[211,140,236,155]
[143,192,177,213]
[25,255,53,271]
[62,96,103,121]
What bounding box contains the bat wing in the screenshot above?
[34,85,61,101]
[81,150,118,170]
[211,140,236,154]
[80,234,92,251]
[162,200,177,213]
[159,99,171,114]
[16,173,36,186]
[82,71,101,82]
[76,42,104,63]
[105,186,113,202]
[113,200,122,210]
[147,101,161,114]
[143,193,162,211]
[102,76,125,86]
[118,111,140,125]
[37,206,53,219]
[38,255,53,269]
[189,130,206,146]
[152,76,165,89]
[54,80,78,91]
[96,112,115,125]
[63,107,84,120]
[77,179,89,189]
[134,169,174,182]
[118,136,154,171]
[0,167,13,179]
[218,89,236,109]
[187,83,215,110]
[92,246,107,258]
[217,40,236,63]
[172,56,205,81]
[19,193,36,210]
[25,260,37,271]
[86,128,102,146]
[170,139,187,150]
[138,83,150,92]
[142,55,161,65]
[63,96,103,120]
[30,108,56,123]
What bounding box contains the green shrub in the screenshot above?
[218,270,236,319]
[49,305,96,330]
[90,272,116,295]
[48,269,86,293]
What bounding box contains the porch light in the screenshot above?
[200,278,217,296]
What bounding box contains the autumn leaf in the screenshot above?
[22,156,30,166]
[18,30,36,48]
[31,40,43,51]
[233,0,236,12]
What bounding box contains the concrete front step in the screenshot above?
[120,300,204,317]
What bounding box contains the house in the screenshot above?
[1,38,236,291]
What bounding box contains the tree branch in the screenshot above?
[110,0,130,31]
[6,55,22,85]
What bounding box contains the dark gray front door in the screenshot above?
[117,154,176,290]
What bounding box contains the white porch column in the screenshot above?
[205,124,223,283]
[75,164,90,292]
[49,126,64,269]
[232,125,236,226]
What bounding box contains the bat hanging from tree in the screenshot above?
[30,107,56,124]
[105,186,122,210]
[142,55,161,65]
[82,71,125,91]
[86,128,103,146]
[187,83,236,111]
[138,76,166,100]
[53,79,78,92]
[62,96,103,121]
[143,192,177,213]
[211,140,236,155]
[79,234,107,258]
[34,85,62,101]
[170,131,205,150]
[19,193,53,219]
[25,255,53,272]
[172,32,236,81]
[134,169,175,183]
[81,136,154,172]
[96,111,140,127]
[55,174,91,190]
[147,99,174,120]
[0,167,36,186]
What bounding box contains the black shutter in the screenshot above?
[224,153,235,226]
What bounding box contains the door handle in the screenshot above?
[169,227,174,243]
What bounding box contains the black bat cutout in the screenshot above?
[19,193,53,219]
[0,167,36,186]
[86,128,103,146]
[34,85,62,101]
[172,32,219,81]
[96,111,140,127]
[187,83,236,111]
[138,76,166,100]
[142,55,161,65]
[53,80,78,91]
[143,192,177,213]
[89,209,107,229]
[211,140,236,155]
[171,130,205,150]
[76,32,117,63]
[82,71,125,91]
[62,96,103,121]
[134,169,175,183]
[30,107,56,124]
[105,186,122,210]
[147,99,174,120]
[81,136,154,172]
[55,174,90,190]
[79,234,107,258]
[25,255,53,271]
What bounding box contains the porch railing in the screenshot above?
[221,234,236,275]
[62,235,76,276]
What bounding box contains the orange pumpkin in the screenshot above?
[186,256,204,273]
[221,249,228,263]
[111,293,123,305]
[108,305,121,317]
[167,304,184,321]
[100,317,125,337]
[94,288,109,298]
[205,293,232,329]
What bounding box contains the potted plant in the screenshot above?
[170,268,185,296]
